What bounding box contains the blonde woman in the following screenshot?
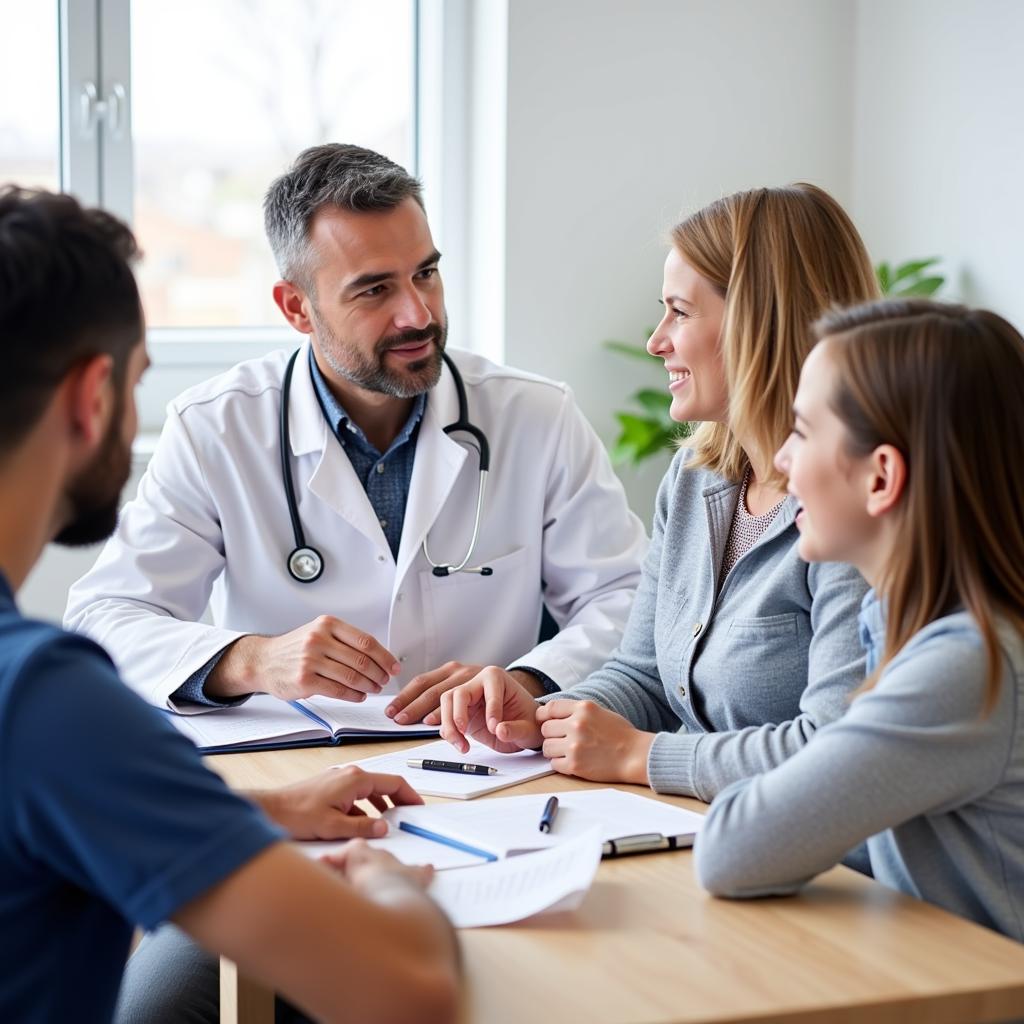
[438,184,879,800]
[696,300,1024,940]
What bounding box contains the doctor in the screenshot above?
[65,143,647,721]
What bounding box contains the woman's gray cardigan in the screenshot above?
[544,449,868,800]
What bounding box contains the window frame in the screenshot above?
[55,0,466,431]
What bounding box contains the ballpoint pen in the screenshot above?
[406,758,497,776]
[538,795,559,833]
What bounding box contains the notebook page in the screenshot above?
[301,694,440,737]
[167,694,324,748]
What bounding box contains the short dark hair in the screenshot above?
[263,143,423,289]
[0,187,142,453]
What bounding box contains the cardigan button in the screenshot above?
[692,621,703,638]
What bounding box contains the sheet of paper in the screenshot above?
[350,738,554,798]
[296,831,485,871]
[385,788,705,858]
[166,694,321,748]
[428,828,603,927]
[301,694,440,737]
[384,799,597,857]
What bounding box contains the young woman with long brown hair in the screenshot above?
[696,299,1024,939]
[436,184,879,800]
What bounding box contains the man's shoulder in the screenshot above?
[170,347,294,417]
[0,610,103,670]
[0,610,114,714]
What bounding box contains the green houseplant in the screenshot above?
[605,257,946,466]
[603,331,691,464]
[876,257,945,297]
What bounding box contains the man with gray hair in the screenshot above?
[66,143,647,728]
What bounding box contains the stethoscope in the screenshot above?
[280,348,493,583]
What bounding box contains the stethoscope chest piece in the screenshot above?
[288,546,324,583]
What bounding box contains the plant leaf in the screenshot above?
[635,429,676,460]
[614,412,660,440]
[891,257,940,284]
[633,388,672,415]
[876,262,891,292]
[610,414,688,465]
[893,276,945,297]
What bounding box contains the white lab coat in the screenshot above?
[65,345,648,710]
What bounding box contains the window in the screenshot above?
[0,1,60,190]
[130,1,415,328]
[3,0,415,331]
[0,1,477,430]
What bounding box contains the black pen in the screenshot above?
[406,758,497,777]
[538,795,559,833]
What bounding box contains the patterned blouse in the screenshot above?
[719,469,786,584]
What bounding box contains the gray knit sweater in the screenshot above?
[696,594,1024,942]
[545,449,868,800]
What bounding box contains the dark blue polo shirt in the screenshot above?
[0,573,282,1023]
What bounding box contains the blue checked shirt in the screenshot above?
[308,351,426,560]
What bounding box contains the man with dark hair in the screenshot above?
[0,187,459,1023]
[66,143,647,725]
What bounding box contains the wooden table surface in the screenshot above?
[207,740,1024,1024]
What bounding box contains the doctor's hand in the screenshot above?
[387,663,546,725]
[536,700,654,785]
[249,765,424,841]
[438,666,543,755]
[205,615,402,703]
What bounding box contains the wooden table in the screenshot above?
[207,741,1024,1024]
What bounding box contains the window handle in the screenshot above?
[79,81,101,139]
[78,81,128,141]
[106,82,127,141]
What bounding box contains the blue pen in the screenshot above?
[538,795,559,833]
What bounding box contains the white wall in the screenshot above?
[851,0,1024,331]
[499,0,857,521]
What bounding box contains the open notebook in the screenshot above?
[382,788,706,861]
[167,693,439,753]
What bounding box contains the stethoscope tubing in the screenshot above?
[280,347,491,582]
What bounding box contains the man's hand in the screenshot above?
[438,666,544,754]
[206,615,401,702]
[387,663,547,725]
[536,699,654,784]
[319,839,435,894]
[251,765,424,840]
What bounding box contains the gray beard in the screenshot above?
[312,310,447,398]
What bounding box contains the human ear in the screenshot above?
[272,280,315,334]
[865,444,906,518]
[66,354,115,448]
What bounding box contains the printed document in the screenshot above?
[428,828,604,927]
